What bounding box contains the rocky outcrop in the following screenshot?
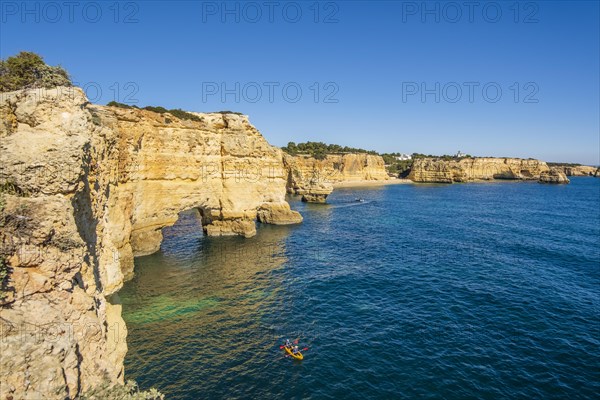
[283,153,388,202]
[299,186,333,203]
[595,168,600,177]
[257,202,303,224]
[106,105,302,246]
[539,168,570,184]
[408,157,553,183]
[283,153,333,202]
[0,87,301,399]
[552,165,598,177]
[570,166,596,176]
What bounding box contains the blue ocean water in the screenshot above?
[119,178,600,399]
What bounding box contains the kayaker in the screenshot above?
[285,339,292,348]
[292,346,299,354]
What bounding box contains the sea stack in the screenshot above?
[539,168,571,184]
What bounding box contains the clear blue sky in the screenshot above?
[1,1,599,164]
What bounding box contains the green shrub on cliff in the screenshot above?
[281,141,378,158]
[141,106,203,122]
[411,153,472,160]
[143,105,169,114]
[547,162,582,167]
[0,52,72,92]
[107,101,135,109]
[105,102,203,122]
[167,108,203,122]
[215,110,244,115]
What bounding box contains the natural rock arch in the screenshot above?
[0,87,301,398]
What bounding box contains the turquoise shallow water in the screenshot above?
[119,178,600,399]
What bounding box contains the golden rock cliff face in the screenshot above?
[104,104,302,256]
[0,87,301,399]
[283,153,389,202]
[407,157,562,183]
[554,165,597,176]
[539,168,570,184]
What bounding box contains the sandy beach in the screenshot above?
[332,179,413,188]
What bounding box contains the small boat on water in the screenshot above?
[284,345,303,360]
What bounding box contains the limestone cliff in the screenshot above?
[0,87,301,398]
[408,157,554,183]
[539,168,570,184]
[552,165,597,177]
[283,153,389,202]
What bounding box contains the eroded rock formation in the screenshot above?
[283,153,388,202]
[0,87,301,398]
[539,168,570,184]
[552,165,597,177]
[408,157,554,183]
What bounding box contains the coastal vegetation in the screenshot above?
[214,110,244,115]
[0,51,71,91]
[380,155,414,176]
[106,101,134,109]
[281,141,378,160]
[547,162,583,167]
[280,143,476,176]
[106,102,243,118]
[411,153,472,160]
[106,101,203,122]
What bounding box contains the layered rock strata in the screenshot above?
[553,165,597,177]
[283,153,389,202]
[408,157,554,183]
[539,168,570,184]
[0,87,301,398]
